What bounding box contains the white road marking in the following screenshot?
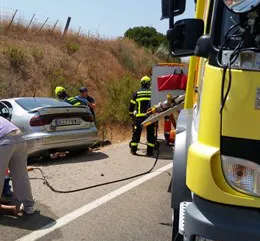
[16,163,173,241]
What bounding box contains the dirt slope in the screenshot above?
[0,26,160,103]
[0,26,165,141]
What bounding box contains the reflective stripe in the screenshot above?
[137,91,151,94]
[130,100,136,104]
[129,111,134,114]
[147,143,155,147]
[136,97,151,101]
[67,97,82,106]
[137,94,151,98]
[136,113,146,117]
[131,142,138,146]
[137,99,141,116]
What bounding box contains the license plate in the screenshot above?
[55,118,82,126]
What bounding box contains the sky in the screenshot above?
[1,0,195,38]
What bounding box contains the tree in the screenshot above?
[124,26,168,52]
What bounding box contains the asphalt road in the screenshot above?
[0,139,173,241]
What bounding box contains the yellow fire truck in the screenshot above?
[159,0,260,240]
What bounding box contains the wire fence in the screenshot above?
[0,8,99,38]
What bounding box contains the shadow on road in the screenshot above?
[132,139,173,160]
[0,202,57,231]
[31,151,109,167]
[157,139,173,160]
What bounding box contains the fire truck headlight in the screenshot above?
[222,155,260,197]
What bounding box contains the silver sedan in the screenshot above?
[0,97,99,157]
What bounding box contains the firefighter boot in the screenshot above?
[131,147,137,155]
[146,146,154,157]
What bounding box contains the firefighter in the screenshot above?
[76,87,96,119]
[129,76,155,156]
[55,86,83,106]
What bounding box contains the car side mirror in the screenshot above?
[167,18,204,57]
[0,101,10,119]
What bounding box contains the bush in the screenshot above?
[111,41,137,74]
[4,47,27,71]
[46,69,66,96]
[97,76,140,126]
[124,26,168,53]
[64,41,80,55]
[32,48,44,63]
[46,68,81,97]
[155,44,181,62]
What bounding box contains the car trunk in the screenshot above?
[29,106,94,132]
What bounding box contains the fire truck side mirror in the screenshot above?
[161,0,186,20]
[167,18,204,57]
[194,35,213,58]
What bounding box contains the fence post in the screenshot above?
[39,17,49,31]
[27,13,35,31]
[63,16,71,36]
[52,20,59,32]
[6,9,18,33]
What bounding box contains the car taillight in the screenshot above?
[30,115,52,126]
[82,113,94,122]
[222,155,260,197]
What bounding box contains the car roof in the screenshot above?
[1,97,56,101]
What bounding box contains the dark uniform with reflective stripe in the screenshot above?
[129,87,155,155]
[65,97,83,106]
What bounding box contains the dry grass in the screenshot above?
[0,22,165,140]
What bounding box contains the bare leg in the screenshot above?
[0,204,20,215]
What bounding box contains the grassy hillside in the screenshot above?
[0,25,167,140]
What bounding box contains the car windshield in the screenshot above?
[16,98,71,111]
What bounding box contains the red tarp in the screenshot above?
[157,74,187,91]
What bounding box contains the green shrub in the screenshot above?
[4,47,27,71]
[124,26,168,53]
[46,68,81,97]
[64,41,80,55]
[97,76,140,126]
[111,41,137,74]
[155,44,181,62]
[46,69,66,96]
[32,48,44,63]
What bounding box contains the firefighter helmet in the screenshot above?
[55,86,67,99]
[140,76,151,85]
[55,86,66,96]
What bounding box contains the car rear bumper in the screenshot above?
[184,195,260,241]
[24,127,99,156]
